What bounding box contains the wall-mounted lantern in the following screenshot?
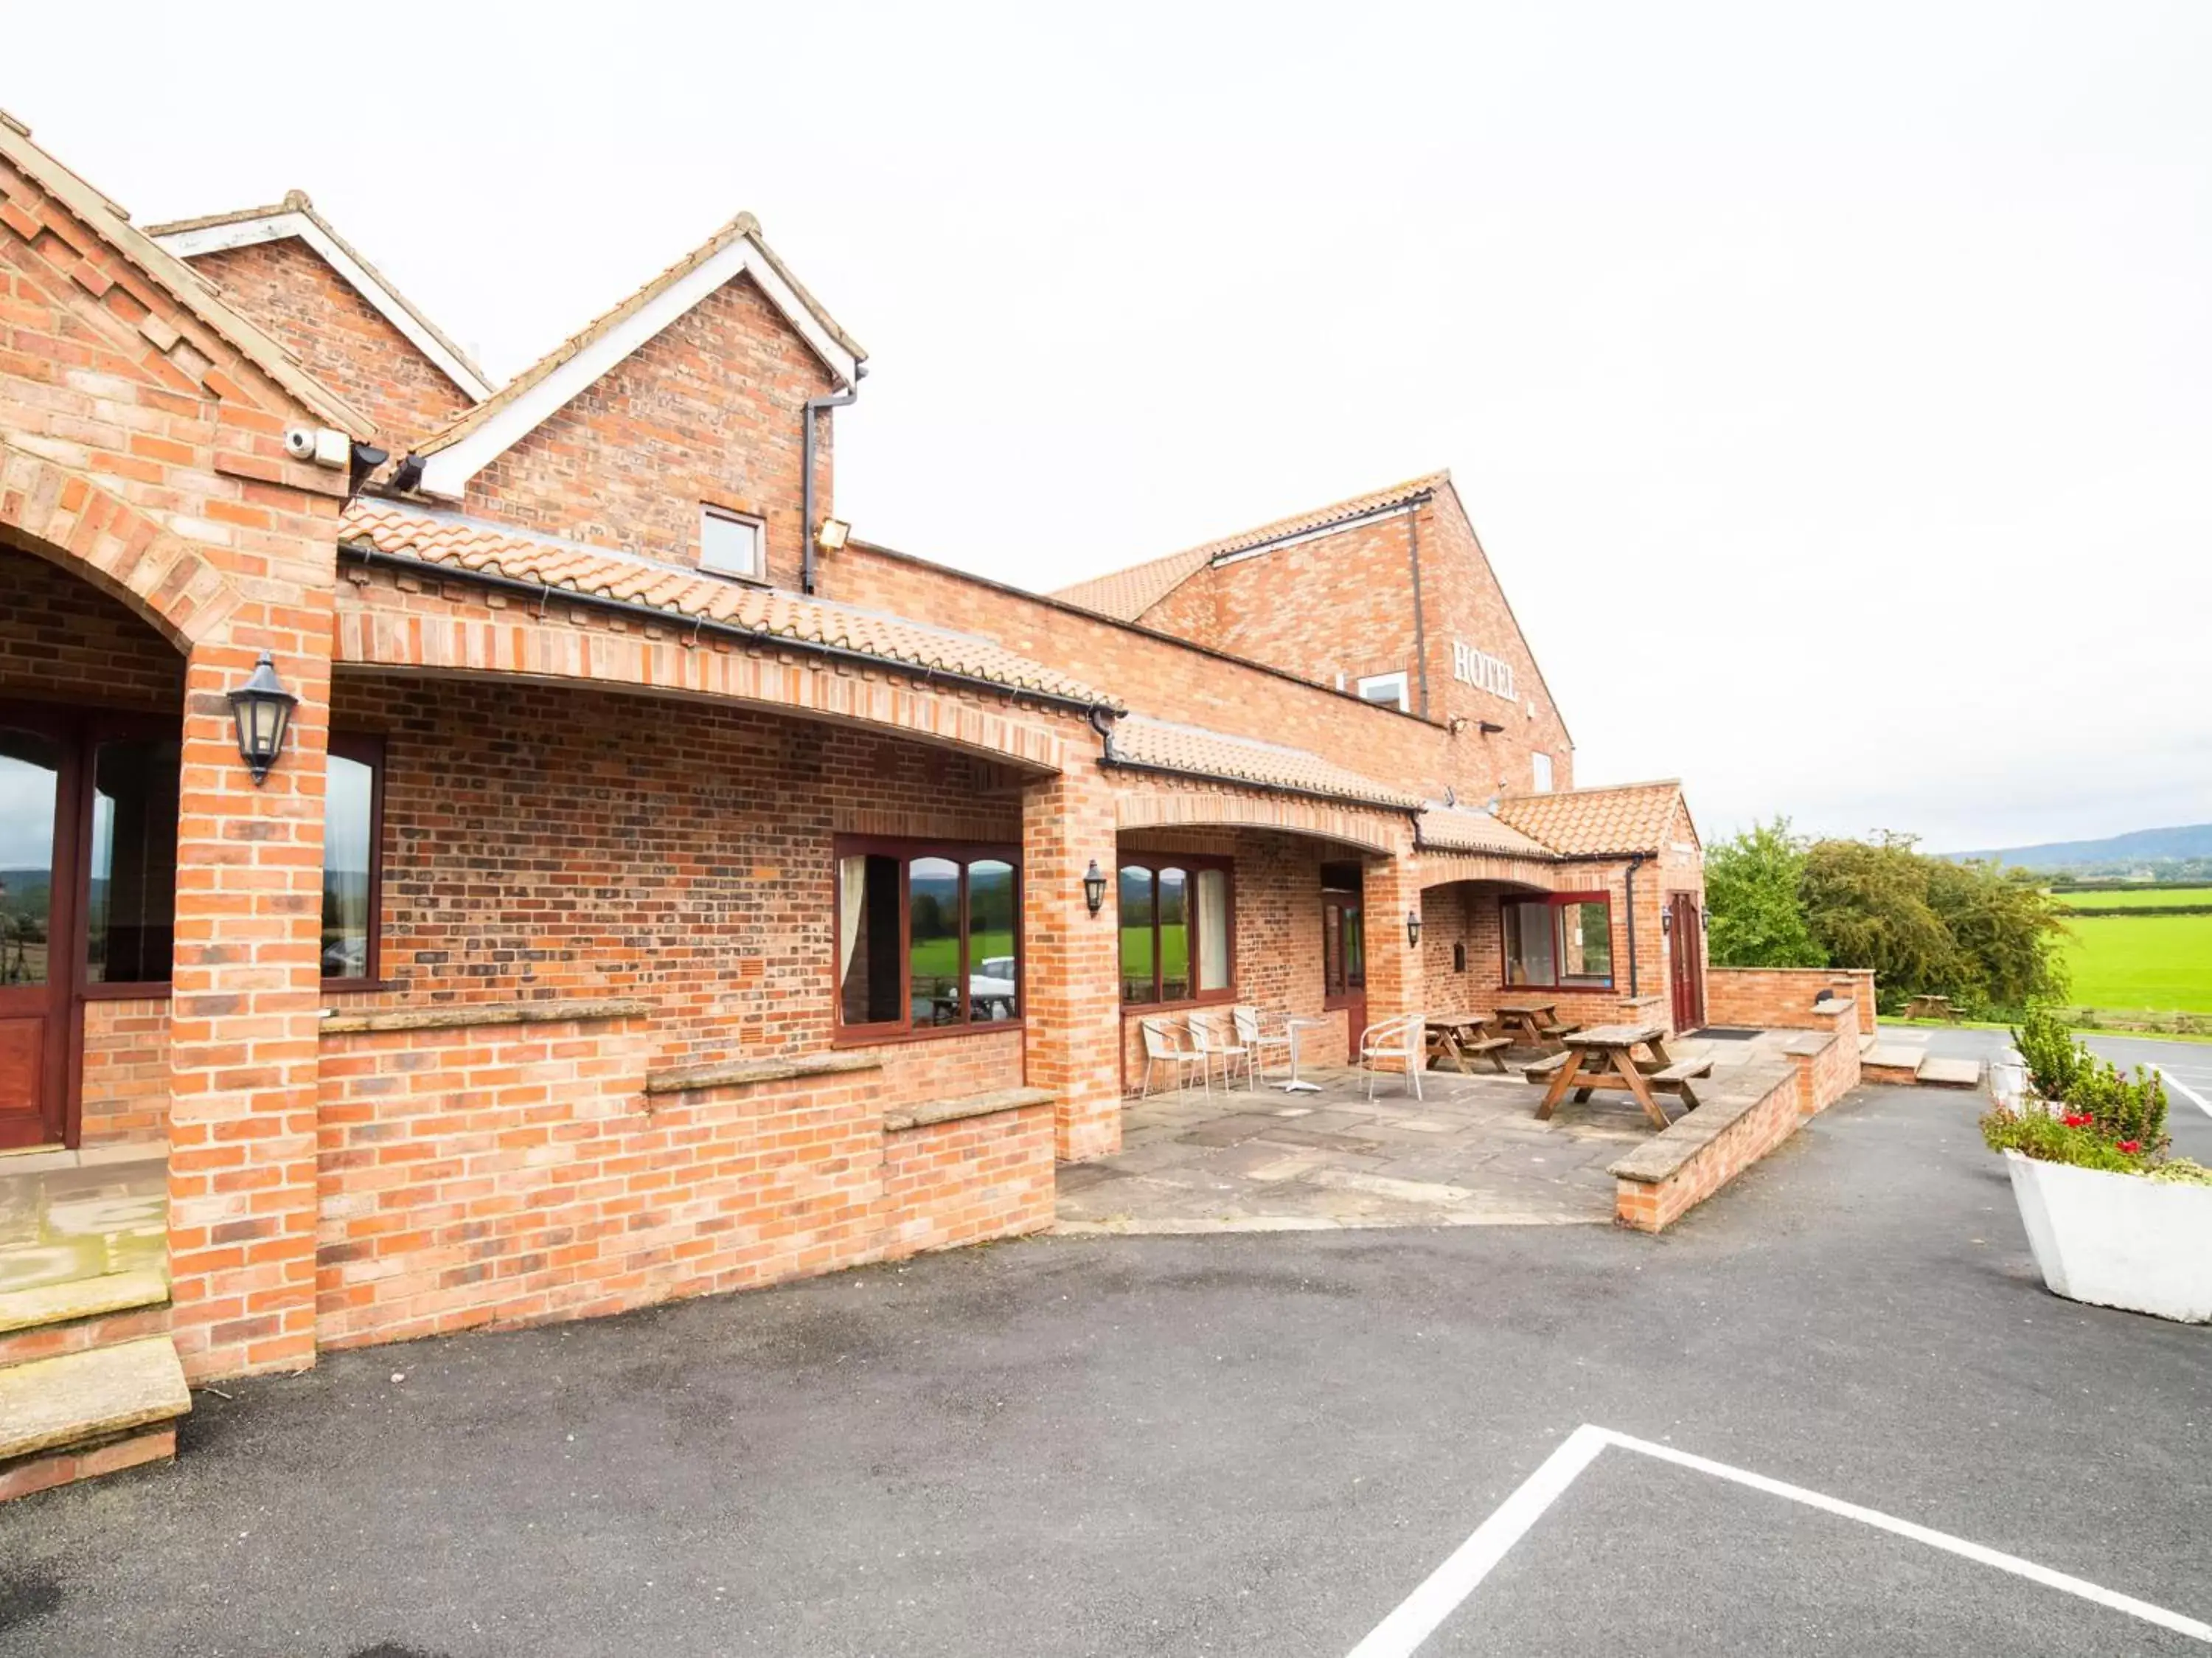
[1082,860,1107,915]
[1661,908,1673,936]
[1405,909,1422,948]
[227,651,298,785]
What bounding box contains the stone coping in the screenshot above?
[321,997,652,1036]
[1607,1061,1795,1185]
[643,1052,882,1096]
[886,1087,1056,1132]
[1781,1030,1838,1058]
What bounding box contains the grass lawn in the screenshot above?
[906,929,1016,979]
[2051,886,2212,910]
[2061,913,2212,1014]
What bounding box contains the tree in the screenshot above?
[1705,818,1826,968]
[1800,832,1964,1003]
[1924,856,2070,1010]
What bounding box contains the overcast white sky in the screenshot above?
[11,1,2209,853]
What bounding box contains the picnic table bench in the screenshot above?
[1527,1023,1713,1129]
[1423,1013,1511,1075]
[1492,999,1582,1055]
[1902,994,1961,1022]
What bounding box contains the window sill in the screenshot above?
[1497,983,1617,994]
[832,1020,1026,1049]
[645,1051,882,1095]
[1121,992,1237,1016]
[321,977,400,996]
[80,982,173,1002]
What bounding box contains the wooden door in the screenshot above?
[0,709,77,1150]
[1324,881,1366,1047]
[1669,892,1705,1033]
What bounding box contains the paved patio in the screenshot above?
[1054,1030,1807,1232]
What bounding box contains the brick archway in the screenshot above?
[335,602,1078,775]
[0,443,241,649]
[1414,850,1562,891]
[1111,788,1407,855]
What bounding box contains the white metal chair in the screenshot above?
[1186,1010,1253,1092]
[1138,1016,1208,1099]
[1359,1013,1427,1102]
[1232,1004,1293,1085]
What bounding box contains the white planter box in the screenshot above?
[2004,1150,2212,1322]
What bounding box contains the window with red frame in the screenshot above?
[1501,892,1613,989]
[835,839,1020,1037]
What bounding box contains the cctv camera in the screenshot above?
[283,426,317,461]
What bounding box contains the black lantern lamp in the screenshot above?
[1082,860,1107,915]
[228,650,297,785]
[1405,909,1422,948]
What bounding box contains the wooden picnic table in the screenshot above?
[1423,1012,1511,1075]
[1528,1022,1711,1130]
[1492,1000,1580,1054]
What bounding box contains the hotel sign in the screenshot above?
[1452,640,1514,702]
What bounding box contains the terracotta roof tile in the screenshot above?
[1105,715,1420,809]
[1492,781,1684,856]
[340,501,1113,708]
[1051,472,1448,621]
[1414,802,1557,859]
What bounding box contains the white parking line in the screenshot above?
[2153,1066,2212,1120]
[1346,1426,2212,1655]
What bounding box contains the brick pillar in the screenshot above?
[1362,852,1422,1027]
[1022,762,1121,1161]
[167,636,330,1380]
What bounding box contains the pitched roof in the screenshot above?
[0,109,374,440]
[1051,472,1447,622]
[1104,715,1421,810]
[148,190,495,401]
[1413,801,1557,859]
[405,212,864,500]
[338,501,1112,709]
[1492,780,1686,857]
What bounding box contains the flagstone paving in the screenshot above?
[1055,1033,1802,1233]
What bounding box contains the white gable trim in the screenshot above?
[411,237,860,502]
[153,212,498,403]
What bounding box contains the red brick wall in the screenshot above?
[0,544,185,708]
[1615,1065,1802,1232]
[183,238,473,452]
[1705,967,1870,1033]
[80,998,168,1145]
[882,1103,1055,1256]
[326,672,1023,1075]
[463,274,833,591]
[833,542,1484,805]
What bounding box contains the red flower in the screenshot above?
[2118,1140,2142,1154]
[2062,1113,2093,1128]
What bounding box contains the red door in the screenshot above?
[0,709,77,1150]
[1669,892,1705,1033]
[1323,867,1366,1049]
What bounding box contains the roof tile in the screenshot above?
[1106,715,1420,809]
[340,501,1113,708]
[1492,781,1684,856]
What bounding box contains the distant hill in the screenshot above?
[1945,824,2212,874]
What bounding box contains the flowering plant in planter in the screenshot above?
[1980,1010,2212,1322]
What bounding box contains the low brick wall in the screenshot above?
[1705,967,1874,1036]
[313,1002,1053,1350]
[1611,1023,1860,1233]
[78,997,170,1147]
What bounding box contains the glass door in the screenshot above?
[0,712,74,1149]
[1322,863,1366,1048]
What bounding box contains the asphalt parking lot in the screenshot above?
[0,1077,2205,1657]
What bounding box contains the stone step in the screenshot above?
[0,1337,190,1472]
[1861,1042,1928,1084]
[1917,1056,1986,1089]
[0,1269,172,1369]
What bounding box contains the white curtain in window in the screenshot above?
[1196,867,1228,991]
[838,855,867,984]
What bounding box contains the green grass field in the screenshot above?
[2060,913,2212,1014]
[2051,886,2212,910]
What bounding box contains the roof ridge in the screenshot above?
[1050,469,1450,620]
[0,115,374,440]
[1499,777,1680,799]
[150,190,494,395]
[408,210,863,462]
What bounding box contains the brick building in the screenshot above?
[0,114,1705,1488]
